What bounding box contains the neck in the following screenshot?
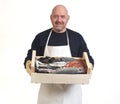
[52,28,66,33]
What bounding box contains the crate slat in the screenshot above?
[31,73,91,84]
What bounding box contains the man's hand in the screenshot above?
[89,63,93,70]
[26,60,35,76]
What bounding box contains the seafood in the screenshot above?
[35,57,87,74]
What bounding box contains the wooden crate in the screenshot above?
[31,50,92,84]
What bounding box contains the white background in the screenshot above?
[0,0,120,104]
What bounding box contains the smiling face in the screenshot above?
[50,5,70,33]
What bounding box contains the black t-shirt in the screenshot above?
[24,28,94,67]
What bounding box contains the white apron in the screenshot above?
[37,30,82,104]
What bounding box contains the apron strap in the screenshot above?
[45,29,70,47]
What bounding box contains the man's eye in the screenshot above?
[53,15,58,18]
[61,16,65,18]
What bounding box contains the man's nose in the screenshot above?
[57,16,62,21]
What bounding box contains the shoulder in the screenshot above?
[36,28,51,38]
[67,28,84,39]
[32,28,51,44]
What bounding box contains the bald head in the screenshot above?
[50,5,70,33]
[51,5,68,16]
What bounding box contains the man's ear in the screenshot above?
[67,15,70,23]
[50,15,52,20]
[68,15,70,20]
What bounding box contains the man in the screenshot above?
[24,4,94,104]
